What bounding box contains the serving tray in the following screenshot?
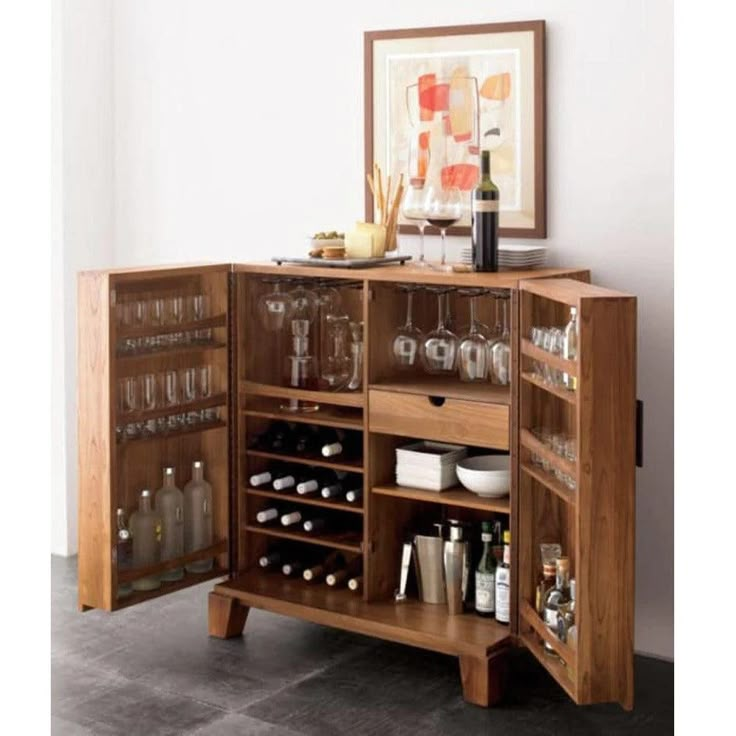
[272,255,412,268]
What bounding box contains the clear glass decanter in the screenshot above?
[282,318,320,412]
[346,321,364,391]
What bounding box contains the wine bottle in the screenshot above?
[296,468,331,495]
[471,149,499,273]
[326,556,362,587]
[347,575,362,592]
[268,421,295,453]
[294,425,320,455]
[319,428,361,459]
[280,510,303,527]
[302,517,326,533]
[345,487,362,503]
[256,507,279,524]
[258,551,281,568]
[318,470,349,498]
[281,560,304,576]
[303,551,342,582]
[250,462,288,488]
[273,469,307,492]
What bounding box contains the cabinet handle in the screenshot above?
[428,395,446,407]
[636,399,644,468]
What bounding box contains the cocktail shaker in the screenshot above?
[443,520,470,615]
[412,523,446,605]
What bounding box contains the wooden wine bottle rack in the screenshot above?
[78,262,636,710]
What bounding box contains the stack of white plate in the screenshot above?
[459,244,548,269]
[395,441,467,492]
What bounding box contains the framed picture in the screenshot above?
[364,21,546,238]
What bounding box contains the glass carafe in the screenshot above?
[155,467,184,581]
[321,312,351,389]
[347,321,364,391]
[282,319,320,412]
[116,508,133,599]
[129,490,162,591]
[184,460,214,573]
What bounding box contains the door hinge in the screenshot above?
[635,399,644,468]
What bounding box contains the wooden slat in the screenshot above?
[242,380,364,408]
[242,400,363,431]
[372,484,510,513]
[520,463,576,506]
[519,277,635,306]
[116,341,227,362]
[369,376,511,405]
[245,487,364,515]
[116,313,226,339]
[519,598,577,667]
[520,338,578,379]
[521,371,577,405]
[519,429,577,479]
[117,393,227,424]
[519,632,577,701]
[246,448,363,474]
[117,540,228,583]
[115,566,228,610]
[117,420,227,446]
[244,525,363,554]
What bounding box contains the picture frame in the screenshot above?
[364,21,546,238]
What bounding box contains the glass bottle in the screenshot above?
[129,490,162,592]
[535,562,557,616]
[543,557,572,656]
[281,319,320,413]
[557,578,577,647]
[321,312,351,389]
[116,508,133,599]
[474,521,496,617]
[155,467,184,581]
[471,149,500,272]
[562,307,578,390]
[346,321,364,391]
[183,460,214,574]
[495,530,511,624]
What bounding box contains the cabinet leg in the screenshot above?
[459,649,509,707]
[208,592,249,639]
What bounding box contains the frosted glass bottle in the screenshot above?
[115,508,133,599]
[129,490,162,591]
[183,460,214,573]
[155,467,184,581]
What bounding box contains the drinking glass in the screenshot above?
[181,367,197,403]
[257,280,292,332]
[119,376,139,414]
[127,300,147,328]
[190,293,210,321]
[530,326,547,379]
[197,365,212,399]
[167,295,185,325]
[424,186,463,270]
[163,370,179,408]
[457,291,489,382]
[148,297,165,327]
[391,286,423,370]
[141,374,158,411]
[489,297,511,385]
[420,290,459,374]
[400,186,430,267]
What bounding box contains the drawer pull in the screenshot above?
[428,395,446,407]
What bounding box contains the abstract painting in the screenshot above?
[365,21,546,237]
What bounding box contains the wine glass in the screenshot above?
[424,186,463,271]
[289,283,319,323]
[391,285,423,369]
[420,289,458,374]
[490,297,511,385]
[401,186,430,267]
[457,291,489,382]
[257,280,292,332]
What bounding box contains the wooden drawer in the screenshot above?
[369,389,509,450]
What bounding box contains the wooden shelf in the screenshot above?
[521,372,577,405]
[245,487,364,515]
[519,631,577,702]
[520,339,577,379]
[519,429,577,479]
[116,313,227,339]
[521,463,576,505]
[118,393,227,424]
[117,540,228,583]
[246,448,363,474]
[215,570,512,658]
[116,341,227,362]
[518,276,634,307]
[372,484,510,513]
[115,565,228,611]
[242,380,364,408]
[244,524,363,554]
[243,398,363,431]
[370,376,511,405]
[117,419,227,445]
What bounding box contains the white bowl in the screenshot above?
[456,455,510,497]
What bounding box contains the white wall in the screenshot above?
[61,0,674,658]
[53,0,114,555]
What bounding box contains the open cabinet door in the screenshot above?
[515,278,637,710]
[77,264,234,611]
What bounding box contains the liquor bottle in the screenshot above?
[556,578,577,647]
[302,517,326,533]
[535,562,557,616]
[562,308,578,390]
[326,556,362,587]
[296,468,333,495]
[495,530,511,624]
[183,460,214,574]
[155,467,184,582]
[345,487,362,504]
[474,521,496,618]
[303,550,342,582]
[115,508,133,599]
[255,506,280,524]
[129,490,162,592]
[280,510,303,527]
[471,149,499,272]
[258,550,282,568]
[319,428,362,459]
[348,575,362,592]
[491,520,504,564]
[543,557,571,655]
[249,463,288,488]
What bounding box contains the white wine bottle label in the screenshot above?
[273,475,296,491]
[280,511,302,526]
[322,442,343,457]
[256,508,278,524]
[495,567,511,622]
[250,471,272,487]
[296,480,319,494]
[473,199,499,213]
[475,571,495,613]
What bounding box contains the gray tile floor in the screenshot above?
[52,556,673,735]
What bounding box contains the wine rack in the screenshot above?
[79,262,636,710]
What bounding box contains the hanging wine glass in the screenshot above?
[391,285,423,369]
[289,283,319,324]
[420,289,459,374]
[321,312,351,389]
[424,185,463,271]
[457,290,489,382]
[490,296,511,385]
[257,280,292,332]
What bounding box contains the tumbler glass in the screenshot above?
[181,367,197,403]
[197,365,212,399]
[141,373,158,411]
[163,370,179,407]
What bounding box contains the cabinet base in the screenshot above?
[459,650,509,707]
[208,591,249,638]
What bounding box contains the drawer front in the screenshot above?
[369,390,510,450]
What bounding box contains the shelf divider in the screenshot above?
[519,429,577,479]
[242,380,364,408]
[520,463,576,506]
[244,524,363,554]
[520,339,578,378]
[372,484,510,513]
[520,371,577,405]
[245,486,363,515]
[117,540,228,583]
[246,448,362,474]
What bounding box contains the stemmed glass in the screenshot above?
[424,186,463,271]
[420,289,459,374]
[257,280,292,332]
[401,186,430,267]
[391,286,423,369]
[457,290,489,382]
[490,297,511,385]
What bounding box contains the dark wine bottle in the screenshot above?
[272,468,307,492]
[303,551,343,582]
[302,517,326,533]
[319,428,362,459]
[268,421,295,453]
[471,150,499,272]
[318,470,349,498]
[345,487,362,503]
[293,425,320,455]
[250,462,288,488]
[296,468,332,495]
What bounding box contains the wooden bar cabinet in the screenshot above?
[77,261,637,710]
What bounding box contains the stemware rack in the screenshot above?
[78,262,637,710]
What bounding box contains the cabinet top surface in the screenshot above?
[83,261,590,289]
